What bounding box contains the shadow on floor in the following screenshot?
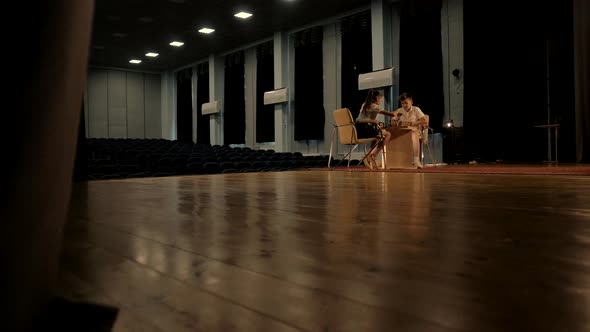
[33,297,119,332]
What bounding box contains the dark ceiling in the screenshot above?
[90,0,371,72]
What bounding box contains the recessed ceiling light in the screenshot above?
[234,12,253,19]
[129,59,142,64]
[169,41,184,47]
[198,27,215,34]
[145,52,159,57]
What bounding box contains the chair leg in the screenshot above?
[347,143,353,167]
[420,139,425,164]
[376,138,385,169]
[328,127,336,168]
[341,145,359,168]
[338,144,358,165]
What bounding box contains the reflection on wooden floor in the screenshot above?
[61,170,590,332]
[327,163,590,175]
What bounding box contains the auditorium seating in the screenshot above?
[84,138,331,180]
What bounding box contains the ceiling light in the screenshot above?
[169,41,184,47]
[198,27,215,34]
[234,12,252,19]
[145,52,159,57]
[129,59,142,64]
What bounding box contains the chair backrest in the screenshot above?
[333,108,358,145]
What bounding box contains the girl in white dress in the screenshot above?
[355,89,395,169]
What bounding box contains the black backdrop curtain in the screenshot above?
[341,11,372,120]
[256,41,275,143]
[224,51,246,145]
[176,68,193,142]
[399,0,444,132]
[464,0,575,162]
[294,26,325,141]
[196,63,210,144]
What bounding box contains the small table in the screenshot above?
[383,127,414,169]
[534,124,560,163]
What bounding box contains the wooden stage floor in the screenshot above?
[60,169,590,331]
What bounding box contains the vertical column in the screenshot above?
[191,66,198,143]
[371,0,392,70]
[320,23,339,154]
[391,5,401,107]
[245,48,257,147]
[372,0,393,121]
[160,71,176,140]
[209,54,225,145]
[274,32,289,152]
[442,0,464,127]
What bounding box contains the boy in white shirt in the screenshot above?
[391,93,428,168]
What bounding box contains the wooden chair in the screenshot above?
[328,108,384,168]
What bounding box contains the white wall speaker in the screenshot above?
[358,67,395,90]
[263,87,289,105]
[201,100,220,115]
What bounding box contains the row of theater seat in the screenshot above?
[85,139,342,180]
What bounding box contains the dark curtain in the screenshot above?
[176,67,193,142]
[548,0,576,162]
[464,0,575,162]
[399,0,444,133]
[196,63,210,144]
[256,41,275,143]
[574,0,590,162]
[294,26,325,141]
[224,51,246,145]
[341,11,372,120]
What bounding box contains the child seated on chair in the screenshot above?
[355,89,395,169]
[391,93,428,168]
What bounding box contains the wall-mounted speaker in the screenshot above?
[201,100,221,115]
[358,67,395,90]
[263,87,289,105]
